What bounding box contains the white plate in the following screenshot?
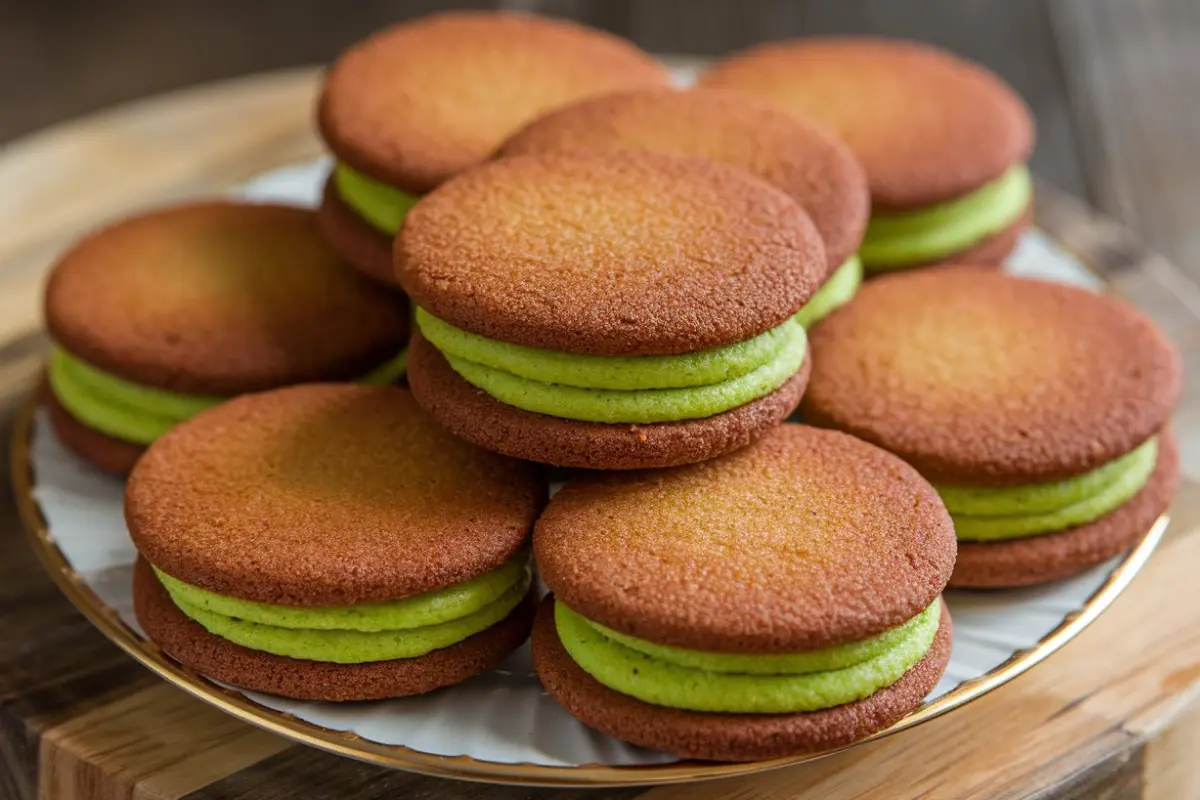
[15,158,1163,787]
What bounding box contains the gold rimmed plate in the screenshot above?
[10,157,1170,788]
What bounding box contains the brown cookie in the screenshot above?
[802,268,1181,485]
[126,384,545,606]
[699,37,1034,210]
[396,152,825,356]
[44,201,410,395]
[866,204,1032,275]
[499,88,869,274]
[44,389,144,476]
[535,423,956,652]
[950,431,1179,588]
[134,557,536,702]
[316,176,398,286]
[531,596,952,762]
[406,334,809,471]
[317,11,670,194]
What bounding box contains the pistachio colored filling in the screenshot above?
[556,601,940,714]
[794,256,863,328]
[861,165,1032,270]
[154,552,529,631]
[48,346,407,446]
[943,438,1158,542]
[418,308,799,391]
[420,310,808,424]
[334,163,421,235]
[592,600,939,675]
[159,561,531,664]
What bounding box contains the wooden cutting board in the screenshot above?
[1,68,1199,800]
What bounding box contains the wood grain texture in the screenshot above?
[38,686,289,800]
[0,6,1198,796]
[1142,704,1200,800]
[1050,0,1200,282]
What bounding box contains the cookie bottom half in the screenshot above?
[134,558,536,701]
[950,433,1178,587]
[407,334,809,470]
[531,597,952,762]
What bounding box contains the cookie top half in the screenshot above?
[126,384,545,606]
[396,152,825,356]
[499,88,869,273]
[317,11,670,194]
[802,268,1181,485]
[44,202,409,395]
[699,37,1034,209]
[535,424,956,653]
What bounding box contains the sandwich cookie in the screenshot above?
[532,424,956,761]
[499,88,869,327]
[43,202,409,476]
[316,10,670,285]
[128,384,544,701]
[399,152,825,470]
[801,268,1181,587]
[700,37,1034,273]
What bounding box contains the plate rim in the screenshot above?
[11,391,1169,787]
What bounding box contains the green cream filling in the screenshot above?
[592,600,939,675]
[418,308,798,390]
[159,560,531,664]
[48,346,407,446]
[154,552,529,632]
[334,163,421,235]
[556,602,940,714]
[861,165,1032,270]
[942,438,1158,542]
[794,256,863,329]
[420,310,807,424]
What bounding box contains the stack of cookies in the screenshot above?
[39,11,1180,764]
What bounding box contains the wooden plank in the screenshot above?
[38,685,289,800]
[1142,704,1200,800]
[179,747,642,800]
[1050,0,1200,282]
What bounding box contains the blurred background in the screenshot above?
[1,0,1197,272]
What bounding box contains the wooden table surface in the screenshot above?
[1,4,1200,799]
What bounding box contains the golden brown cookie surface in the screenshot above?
[397,152,825,355]
[699,37,1033,209]
[500,88,869,273]
[44,202,409,395]
[535,424,956,652]
[317,11,670,193]
[126,384,545,605]
[803,269,1181,485]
